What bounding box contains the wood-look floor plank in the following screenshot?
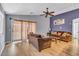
[1,40,79,56]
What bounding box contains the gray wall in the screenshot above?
[6,15,50,42]
[50,8,79,33]
[0,4,5,55]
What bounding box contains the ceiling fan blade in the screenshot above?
[45,14,48,18]
[48,13,54,16]
[50,11,55,13]
[43,11,46,13]
[40,14,45,16]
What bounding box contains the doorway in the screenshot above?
[72,18,79,53]
[73,18,79,39]
[12,20,36,42]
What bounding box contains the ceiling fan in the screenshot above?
[40,8,55,18]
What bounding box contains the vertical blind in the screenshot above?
[12,20,36,41]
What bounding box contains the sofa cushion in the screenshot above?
[62,33,67,37]
[57,32,61,36]
[51,32,57,35]
[48,31,72,42]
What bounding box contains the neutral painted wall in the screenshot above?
[50,8,79,32]
[5,15,50,42]
[0,4,5,55]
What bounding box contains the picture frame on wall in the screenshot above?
[53,19,65,25]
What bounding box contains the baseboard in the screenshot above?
[5,41,11,45]
[0,44,5,56]
[0,41,11,56]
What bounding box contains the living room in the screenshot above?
[0,3,79,56]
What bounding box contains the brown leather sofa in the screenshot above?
[47,31,72,42]
[28,32,51,51]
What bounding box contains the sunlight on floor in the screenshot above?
[71,39,79,55]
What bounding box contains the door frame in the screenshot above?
[72,18,79,39]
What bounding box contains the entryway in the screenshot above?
[11,20,36,42]
[72,18,79,55]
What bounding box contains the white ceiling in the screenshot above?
[1,3,79,15]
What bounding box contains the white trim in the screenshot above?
[0,44,5,56]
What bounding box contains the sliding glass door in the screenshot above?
[12,21,22,41]
[27,22,36,34]
[12,20,36,42]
